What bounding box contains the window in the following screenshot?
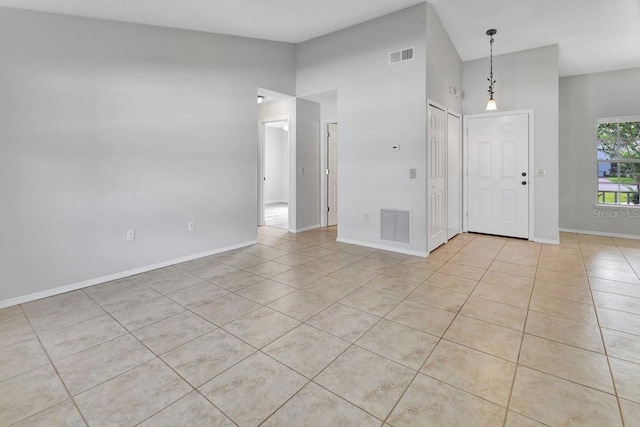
[597,117,640,205]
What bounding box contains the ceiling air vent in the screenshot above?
[389,47,415,65]
[380,209,411,244]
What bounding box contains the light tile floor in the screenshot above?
[1,228,640,426]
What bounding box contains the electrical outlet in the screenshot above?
[126,230,135,242]
[188,220,195,231]
[392,145,400,151]
[409,168,417,179]
[364,213,370,222]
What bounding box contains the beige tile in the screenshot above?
[525,311,604,353]
[386,300,455,337]
[241,244,289,260]
[166,282,229,308]
[235,279,295,305]
[321,251,365,264]
[11,400,85,427]
[585,257,635,273]
[368,250,409,263]
[303,277,360,300]
[329,265,379,285]
[400,256,444,271]
[424,271,479,295]
[216,253,266,269]
[187,261,238,280]
[597,307,640,335]
[263,324,349,378]
[75,358,191,426]
[21,290,92,317]
[84,278,160,312]
[161,329,254,387]
[602,328,640,364]
[27,297,106,334]
[427,249,455,261]
[588,267,640,284]
[39,314,126,360]
[357,319,439,370]
[530,293,598,325]
[352,257,396,273]
[388,374,506,426]
[620,398,640,427]
[191,293,261,326]
[495,252,539,268]
[590,277,640,298]
[199,352,307,426]
[300,259,344,275]
[133,311,215,354]
[299,246,336,258]
[0,305,24,323]
[340,287,402,316]
[593,290,640,315]
[519,334,614,393]
[365,275,421,298]
[270,268,323,288]
[110,296,185,331]
[490,260,537,278]
[384,264,434,283]
[437,262,486,280]
[244,260,292,278]
[533,279,593,304]
[457,242,503,260]
[504,411,547,427]
[134,265,181,283]
[54,334,155,395]
[610,357,640,403]
[222,306,300,348]
[444,315,522,362]
[482,270,534,290]
[421,339,516,406]
[316,346,414,419]
[0,364,68,426]
[268,290,333,321]
[407,285,468,313]
[263,382,379,427]
[536,268,589,287]
[139,391,235,427]
[144,271,203,294]
[307,303,379,342]
[272,253,316,267]
[209,269,265,292]
[510,366,622,427]
[449,254,493,269]
[472,282,531,309]
[459,296,527,331]
[542,260,586,276]
[0,338,50,381]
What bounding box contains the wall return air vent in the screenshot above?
[389,47,415,65]
[380,209,411,244]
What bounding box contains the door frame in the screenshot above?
[320,120,338,227]
[462,109,535,241]
[446,110,462,240]
[259,115,292,231]
[427,100,462,252]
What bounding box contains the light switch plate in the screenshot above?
[410,168,417,179]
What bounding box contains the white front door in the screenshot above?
[447,113,461,239]
[467,114,529,238]
[327,123,338,226]
[428,105,446,251]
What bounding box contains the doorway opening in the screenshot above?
[263,120,290,229]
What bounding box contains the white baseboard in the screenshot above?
[0,240,257,309]
[533,237,560,244]
[559,228,640,240]
[294,224,321,233]
[336,237,428,257]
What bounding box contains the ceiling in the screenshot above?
[1,0,639,77]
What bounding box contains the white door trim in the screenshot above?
[463,109,535,241]
[320,120,337,227]
[259,115,292,231]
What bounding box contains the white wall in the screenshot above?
[463,45,560,243]
[264,127,289,204]
[0,7,296,304]
[559,67,640,236]
[426,3,463,113]
[297,4,429,254]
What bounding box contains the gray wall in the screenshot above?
[426,3,463,113]
[297,4,429,254]
[463,45,560,243]
[0,8,296,303]
[295,99,321,230]
[559,67,640,236]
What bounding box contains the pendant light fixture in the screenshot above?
[485,29,497,111]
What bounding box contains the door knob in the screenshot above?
[522,172,527,177]
[521,181,527,185]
